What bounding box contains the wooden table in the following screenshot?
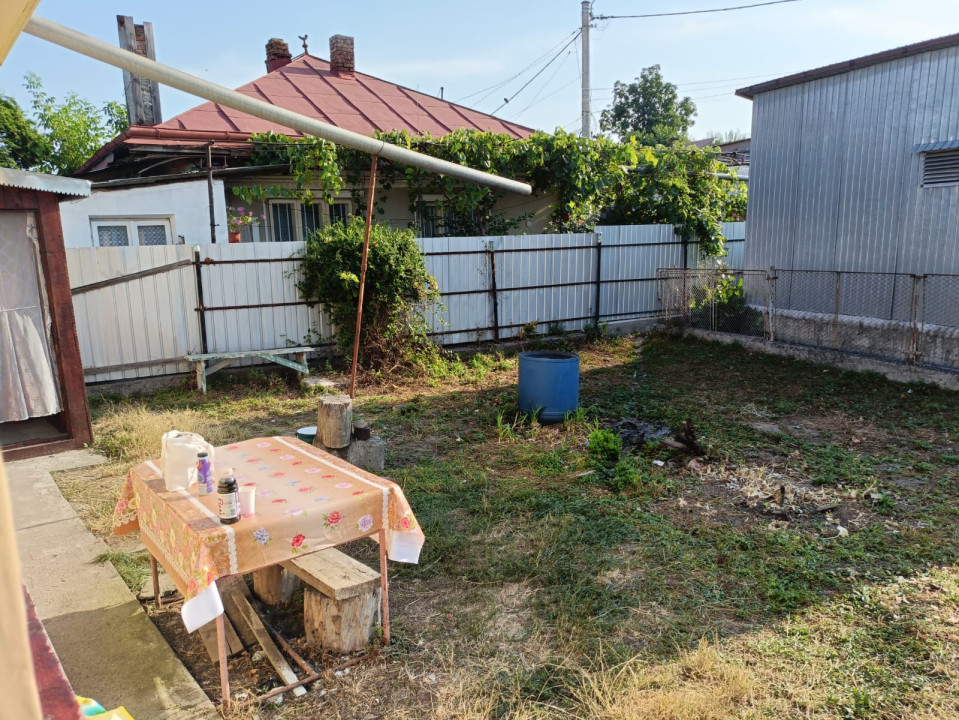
[114,436,424,710]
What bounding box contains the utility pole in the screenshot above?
[581,1,591,138]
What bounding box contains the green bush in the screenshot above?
[587,427,622,467]
[297,217,440,368]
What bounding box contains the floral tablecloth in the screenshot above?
[114,436,423,629]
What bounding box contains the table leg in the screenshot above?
[150,554,161,609]
[216,611,231,712]
[378,529,390,645]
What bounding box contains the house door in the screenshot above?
[0,211,62,425]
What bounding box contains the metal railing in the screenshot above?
[657,268,959,371]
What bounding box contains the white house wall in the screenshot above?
[222,178,557,239]
[746,45,959,277]
[59,178,229,247]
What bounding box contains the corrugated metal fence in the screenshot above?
[67,223,745,382]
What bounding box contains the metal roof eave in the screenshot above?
[0,167,91,197]
[737,31,959,99]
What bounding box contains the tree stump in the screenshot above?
[303,585,382,653]
[252,565,300,606]
[316,394,352,449]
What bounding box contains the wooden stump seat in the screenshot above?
[282,548,381,653]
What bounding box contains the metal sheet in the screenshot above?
[0,168,90,197]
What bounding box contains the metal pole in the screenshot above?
[488,241,500,341]
[216,610,231,712]
[193,246,209,355]
[581,1,591,139]
[593,233,603,328]
[206,142,216,244]
[348,156,378,398]
[833,271,841,350]
[768,266,777,342]
[24,16,531,197]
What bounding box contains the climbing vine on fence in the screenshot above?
[233,128,746,258]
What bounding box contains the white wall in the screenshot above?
[59,179,228,248]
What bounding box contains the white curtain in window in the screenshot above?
[0,212,61,423]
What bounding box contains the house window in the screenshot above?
[269,201,297,242]
[91,218,173,247]
[921,149,959,187]
[268,200,353,241]
[419,203,478,238]
[329,201,350,225]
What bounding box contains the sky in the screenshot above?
[2,0,959,140]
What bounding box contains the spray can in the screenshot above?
[197,452,214,495]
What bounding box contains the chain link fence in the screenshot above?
[657,268,959,372]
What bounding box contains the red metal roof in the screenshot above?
[160,54,533,139]
[79,54,534,174]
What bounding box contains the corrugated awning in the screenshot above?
[0,168,91,197]
[913,139,959,153]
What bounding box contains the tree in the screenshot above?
[0,95,48,170]
[599,65,696,145]
[22,73,128,174]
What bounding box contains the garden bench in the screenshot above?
[185,346,311,394]
[281,548,382,652]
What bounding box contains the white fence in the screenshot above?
[66,223,745,383]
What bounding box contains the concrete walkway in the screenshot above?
[8,450,219,720]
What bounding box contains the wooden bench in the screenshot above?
[282,549,382,653]
[185,346,311,394]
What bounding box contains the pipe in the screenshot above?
[24,16,532,197]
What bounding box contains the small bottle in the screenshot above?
[217,467,240,524]
[197,452,214,495]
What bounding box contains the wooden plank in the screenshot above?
[219,577,259,649]
[282,548,380,601]
[229,585,307,697]
[185,346,313,361]
[196,613,244,663]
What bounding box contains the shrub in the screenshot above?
[588,427,622,467]
[297,217,440,369]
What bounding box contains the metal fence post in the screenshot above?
[593,232,603,328]
[487,240,499,341]
[907,273,927,365]
[193,246,209,355]
[768,266,777,342]
[918,274,927,365]
[833,271,841,350]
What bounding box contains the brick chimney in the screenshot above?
[329,35,355,76]
[266,38,292,72]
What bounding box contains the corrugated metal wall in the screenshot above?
[67,223,745,382]
[747,45,959,285]
[66,245,200,383]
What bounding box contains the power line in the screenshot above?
[510,54,576,119]
[593,0,800,21]
[492,30,583,115]
[454,29,581,105]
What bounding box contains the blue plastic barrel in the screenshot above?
[518,351,580,424]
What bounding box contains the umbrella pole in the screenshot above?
[348,155,378,398]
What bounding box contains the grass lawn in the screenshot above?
[56,332,959,719]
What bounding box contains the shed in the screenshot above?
[0,168,93,460]
[737,32,959,276]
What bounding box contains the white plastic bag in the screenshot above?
[160,431,215,491]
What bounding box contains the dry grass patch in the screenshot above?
[93,402,235,462]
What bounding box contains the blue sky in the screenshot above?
[2,0,959,139]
